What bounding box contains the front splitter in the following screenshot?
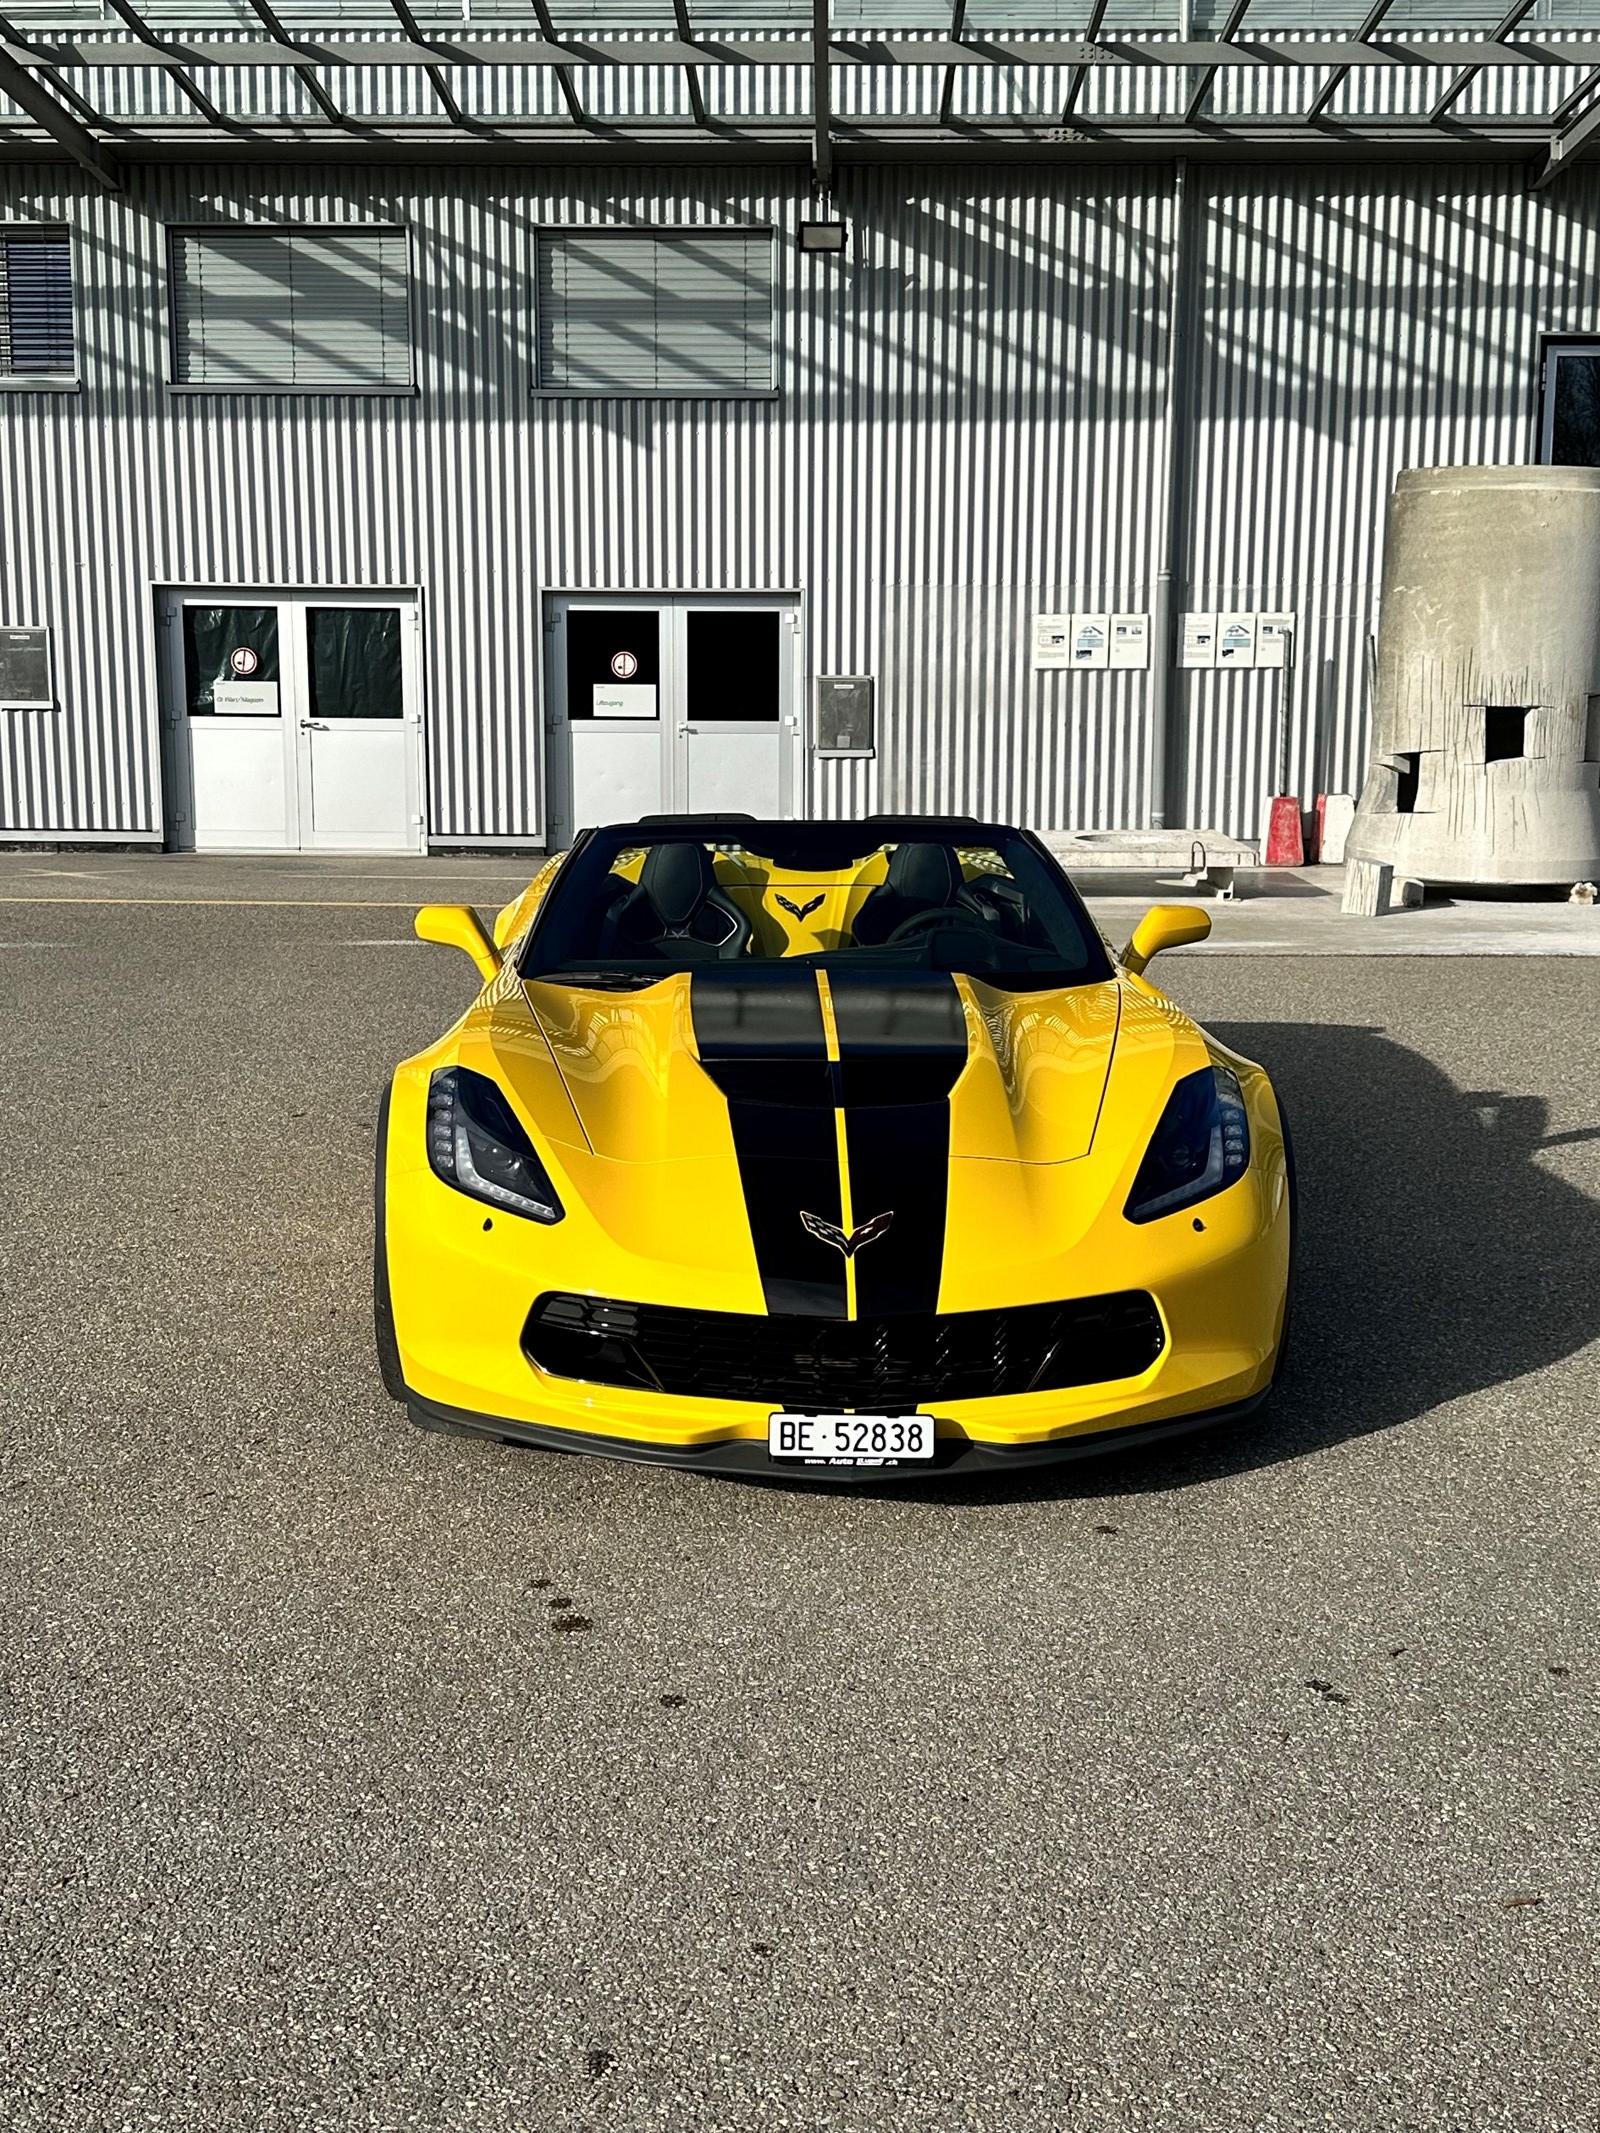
[404,1386,1273,1481]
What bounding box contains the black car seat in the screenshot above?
[600,843,752,960]
[851,841,971,946]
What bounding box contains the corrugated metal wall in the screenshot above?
[1,156,1599,842]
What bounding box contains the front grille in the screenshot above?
[522,1290,1165,1410]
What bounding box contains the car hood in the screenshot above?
[501,966,1204,1318]
[522,967,1123,1169]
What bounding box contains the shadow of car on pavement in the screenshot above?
[913,1018,1600,1504]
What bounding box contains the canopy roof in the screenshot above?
[4,0,1600,189]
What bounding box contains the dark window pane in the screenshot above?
[567,610,660,720]
[309,607,403,718]
[1551,355,1600,465]
[686,610,781,722]
[1,238,73,375]
[183,605,280,715]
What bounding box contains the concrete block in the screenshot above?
[1320,793,1356,866]
[1342,857,1394,916]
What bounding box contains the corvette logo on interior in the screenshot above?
[775,893,825,921]
[800,1209,894,1258]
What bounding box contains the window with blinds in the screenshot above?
[536,231,775,395]
[169,227,413,391]
[0,233,74,379]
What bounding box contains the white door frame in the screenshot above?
[544,588,805,848]
[157,585,427,855]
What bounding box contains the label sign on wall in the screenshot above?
[1180,614,1218,668]
[1109,614,1150,669]
[0,626,53,708]
[1181,611,1296,670]
[815,675,875,757]
[212,680,279,714]
[593,684,657,719]
[1217,614,1257,666]
[1035,612,1151,673]
[1072,614,1109,668]
[1032,615,1070,671]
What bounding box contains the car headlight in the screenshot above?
[426,1066,564,1224]
[1124,1063,1250,1224]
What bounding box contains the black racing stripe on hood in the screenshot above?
[830,972,965,1318]
[690,971,847,1320]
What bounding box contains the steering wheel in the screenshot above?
[885,904,993,947]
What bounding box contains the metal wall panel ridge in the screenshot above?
[1179,162,1600,841]
[2,157,1599,842]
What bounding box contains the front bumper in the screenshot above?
[383,1039,1293,1479]
[405,1382,1275,1480]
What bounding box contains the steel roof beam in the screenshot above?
[0,6,121,185]
[671,0,708,129]
[1304,0,1392,123]
[1428,0,1537,124]
[0,31,1580,71]
[0,113,1572,159]
[0,50,121,182]
[528,0,585,126]
[1061,0,1109,122]
[1534,72,1600,186]
[240,0,353,126]
[101,0,228,125]
[1183,0,1251,128]
[386,0,470,129]
[1550,62,1600,128]
[937,0,964,130]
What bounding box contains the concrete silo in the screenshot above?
[1345,465,1600,891]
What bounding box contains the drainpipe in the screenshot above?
[1146,158,1195,830]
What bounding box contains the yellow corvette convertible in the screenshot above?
[376,815,1293,1477]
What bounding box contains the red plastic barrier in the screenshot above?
[1265,794,1305,867]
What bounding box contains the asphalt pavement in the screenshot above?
[1,855,1596,2132]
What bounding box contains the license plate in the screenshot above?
[767,1413,936,1466]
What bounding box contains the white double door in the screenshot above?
[546,594,800,845]
[160,590,424,853]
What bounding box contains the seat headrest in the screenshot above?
[639,842,715,927]
[885,841,964,906]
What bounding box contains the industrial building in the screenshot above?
[4,4,1600,853]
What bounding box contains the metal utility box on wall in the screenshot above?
[815,675,875,758]
[0,628,53,709]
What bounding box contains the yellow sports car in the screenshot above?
[376,815,1293,1477]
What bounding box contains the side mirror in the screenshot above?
[414,904,502,983]
[1122,903,1212,977]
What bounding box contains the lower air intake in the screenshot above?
[522,1291,1165,1410]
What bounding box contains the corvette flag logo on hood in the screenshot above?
[800,1209,894,1258]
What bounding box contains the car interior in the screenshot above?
[522,823,1110,988]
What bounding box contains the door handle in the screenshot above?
[677,723,691,737]
[300,719,328,730]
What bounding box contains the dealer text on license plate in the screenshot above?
[767,1413,935,1465]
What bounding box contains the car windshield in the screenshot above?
[519,821,1111,991]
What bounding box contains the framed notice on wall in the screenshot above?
[0,626,53,708]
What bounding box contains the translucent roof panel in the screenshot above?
[6,0,1600,148]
